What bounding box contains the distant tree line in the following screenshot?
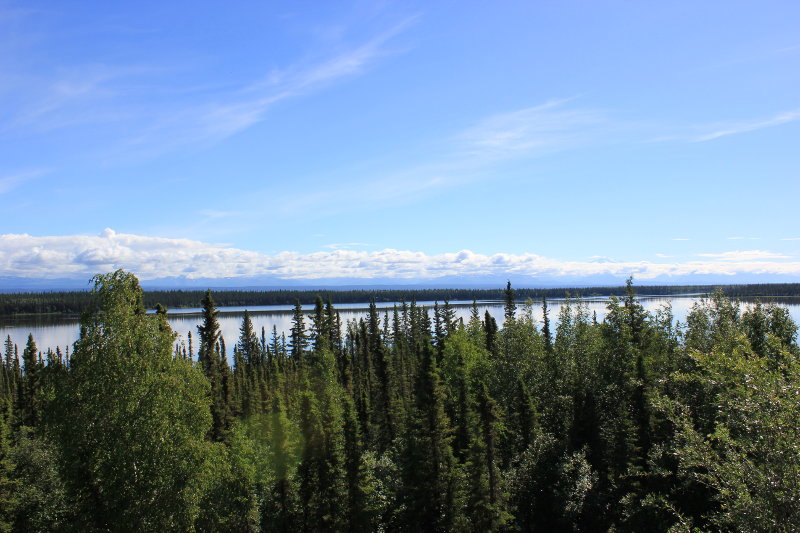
[1,272,799,531]
[1,282,799,317]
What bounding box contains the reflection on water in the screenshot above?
[2,296,800,359]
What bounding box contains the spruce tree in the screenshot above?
[367,301,395,450]
[503,281,516,323]
[0,394,16,532]
[198,290,232,441]
[542,297,553,356]
[400,342,460,532]
[297,370,346,531]
[237,310,261,366]
[310,296,328,354]
[19,334,39,427]
[262,392,297,533]
[483,311,498,355]
[342,386,369,532]
[290,300,307,364]
[513,378,538,455]
[465,382,509,532]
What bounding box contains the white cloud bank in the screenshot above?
[1,229,799,282]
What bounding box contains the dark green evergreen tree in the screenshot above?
[290,300,307,364]
[400,342,461,532]
[513,378,538,456]
[483,311,498,355]
[198,289,233,441]
[0,393,16,532]
[464,381,510,532]
[542,297,553,355]
[504,281,516,323]
[19,334,39,427]
[261,392,297,533]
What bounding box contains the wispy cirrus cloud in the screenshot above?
[0,168,50,194]
[266,169,450,220]
[697,250,791,261]
[457,98,606,160]
[647,109,800,144]
[2,65,152,135]
[1,15,416,157]
[126,17,416,152]
[3,230,800,282]
[693,109,800,142]
[324,242,368,250]
[256,98,609,219]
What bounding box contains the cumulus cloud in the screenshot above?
[2,230,800,282]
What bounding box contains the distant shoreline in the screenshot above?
[1,282,799,318]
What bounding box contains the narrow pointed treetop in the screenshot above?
[504,280,516,322]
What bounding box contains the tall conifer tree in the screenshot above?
[198,290,232,441]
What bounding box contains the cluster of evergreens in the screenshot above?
[1,270,799,531]
[0,292,96,316]
[2,282,800,317]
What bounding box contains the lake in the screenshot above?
[3,295,800,359]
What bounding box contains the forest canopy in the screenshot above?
[0,271,798,531]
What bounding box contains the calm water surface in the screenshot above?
[2,296,799,359]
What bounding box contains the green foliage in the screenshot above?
[2,274,799,532]
[9,430,69,532]
[49,270,214,532]
[506,431,595,532]
[289,300,307,363]
[493,301,542,412]
[196,429,260,533]
[441,329,492,389]
[464,382,510,532]
[400,343,462,532]
[0,396,16,533]
[18,334,39,428]
[656,336,800,531]
[503,280,516,323]
[198,290,234,441]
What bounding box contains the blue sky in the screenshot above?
[1,1,799,285]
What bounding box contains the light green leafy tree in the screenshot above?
[655,305,800,531]
[50,270,215,532]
